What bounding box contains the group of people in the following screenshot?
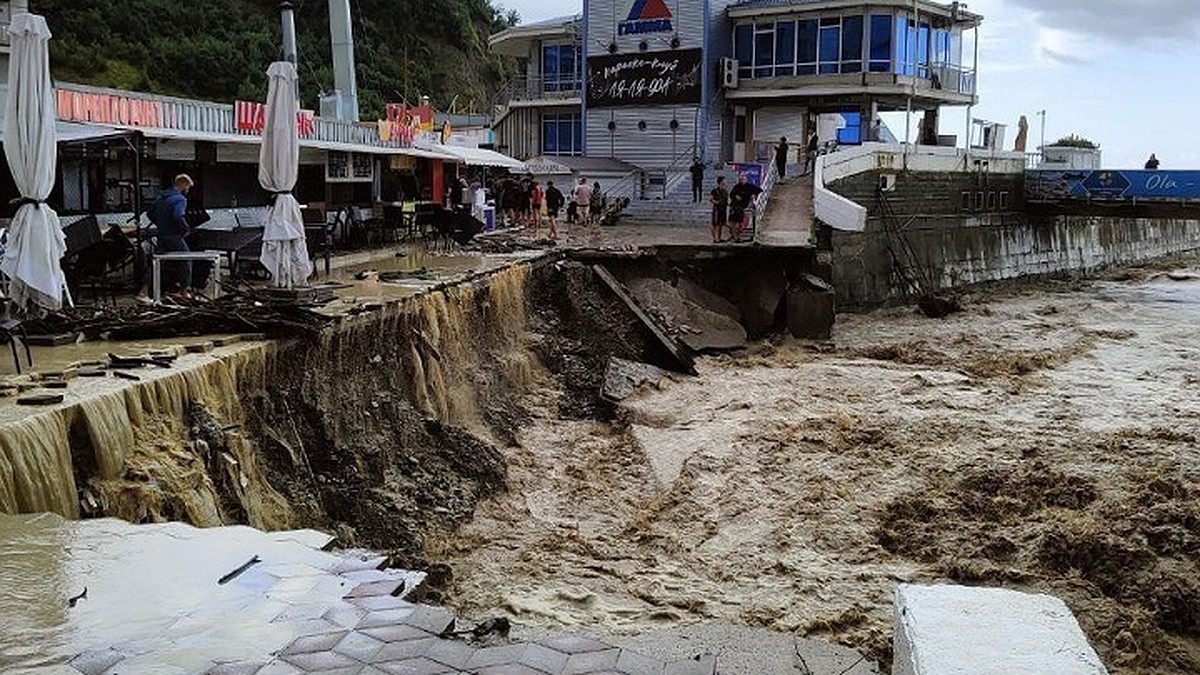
[709,173,762,244]
[496,174,604,240]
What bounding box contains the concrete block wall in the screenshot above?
[827,171,1200,306]
[894,584,1108,675]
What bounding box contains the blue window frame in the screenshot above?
[542,43,581,92]
[797,19,817,75]
[818,18,840,74]
[734,24,753,78]
[775,21,796,76]
[542,113,582,155]
[917,23,930,77]
[869,14,892,72]
[754,26,774,77]
[841,15,863,73]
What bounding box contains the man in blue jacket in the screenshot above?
[136,174,194,303]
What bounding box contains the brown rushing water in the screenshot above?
[434,269,1200,673]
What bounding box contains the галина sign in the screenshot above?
[588,49,702,108]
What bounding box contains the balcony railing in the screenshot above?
[503,75,583,103]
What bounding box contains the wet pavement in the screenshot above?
[0,513,833,675]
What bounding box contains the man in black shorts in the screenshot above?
[545,180,564,240]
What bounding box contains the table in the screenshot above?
[152,251,224,303]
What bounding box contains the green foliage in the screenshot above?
[32,0,518,119]
[1051,134,1099,150]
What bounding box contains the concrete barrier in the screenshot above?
[893,584,1108,675]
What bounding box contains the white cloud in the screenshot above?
[1006,0,1200,44]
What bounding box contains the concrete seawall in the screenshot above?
[826,169,1200,306]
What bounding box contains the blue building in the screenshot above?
[489,0,981,170]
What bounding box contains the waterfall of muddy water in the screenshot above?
[435,270,1200,673]
[404,264,538,432]
[0,341,293,531]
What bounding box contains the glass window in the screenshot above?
[755,27,774,77]
[775,21,796,76]
[869,14,892,72]
[542,116,558,153]
[542,45,559,91]
[894,16,910,75]
[841,15,863,73]
[542,113,582,155]
[735,23,753,78]
[917,22,930,77]
[818,19,840,74]
[561,45,577,88]
[797,20,818,75]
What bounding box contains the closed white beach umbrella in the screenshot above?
[258,61,311,288]
[2,14,68,311]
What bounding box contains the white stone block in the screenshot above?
[893,584,1108,675]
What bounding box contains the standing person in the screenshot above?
[529,180,545,233]
[728,173,763,243]
[545,180,564,240]
[689,156,705,202]
[804,128,819,175]
[136,174,196,304]
[591,181,603,223]
[572,178,593,225]
[1145,153,1160,170]
[709,176,729,244]
[775,137,789,179]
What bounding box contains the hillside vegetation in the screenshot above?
[33,0,518,119]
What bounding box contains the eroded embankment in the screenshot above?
[0,257,684,576]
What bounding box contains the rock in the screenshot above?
[602,357,668,401]
[627,277,747,352]
[786,286,835,339]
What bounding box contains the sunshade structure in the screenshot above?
[258,62,311,288]
[2,14,69,311]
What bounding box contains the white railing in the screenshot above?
[814,145,872,232]
[749,160,780,240]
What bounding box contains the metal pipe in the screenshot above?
[279,2,298,66]
[328,0,360,121]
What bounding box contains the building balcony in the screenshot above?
[501,75,583,106]
[726,66,977,106]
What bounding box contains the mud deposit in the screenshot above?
[434,272,1200,674]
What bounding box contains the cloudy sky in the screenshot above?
[496,0,1200,169]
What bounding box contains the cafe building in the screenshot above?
[489,0,981,169]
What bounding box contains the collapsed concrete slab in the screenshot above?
[893,584,1108,675]
[626,277,747,352]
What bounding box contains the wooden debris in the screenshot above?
[24,333,77,347]
[592,264,696,375]
[18,392,64,406]
[185,342,215,354]
[113,371,142,382]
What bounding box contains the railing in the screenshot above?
[54,81,417,150]
[930,65,977,96]
[749,159,780,241]
[503,75,583,103]
[643,144,699,200]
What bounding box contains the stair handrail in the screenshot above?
[748,159,780,242]
[656,143,700,199]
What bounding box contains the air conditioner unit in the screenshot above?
[720,57,739,89]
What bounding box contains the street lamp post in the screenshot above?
[1037,109,1046,152]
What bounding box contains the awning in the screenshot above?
[426,143,525,169]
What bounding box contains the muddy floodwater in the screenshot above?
[435,268,1200,674]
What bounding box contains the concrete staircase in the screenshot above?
[618,167,742,229]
